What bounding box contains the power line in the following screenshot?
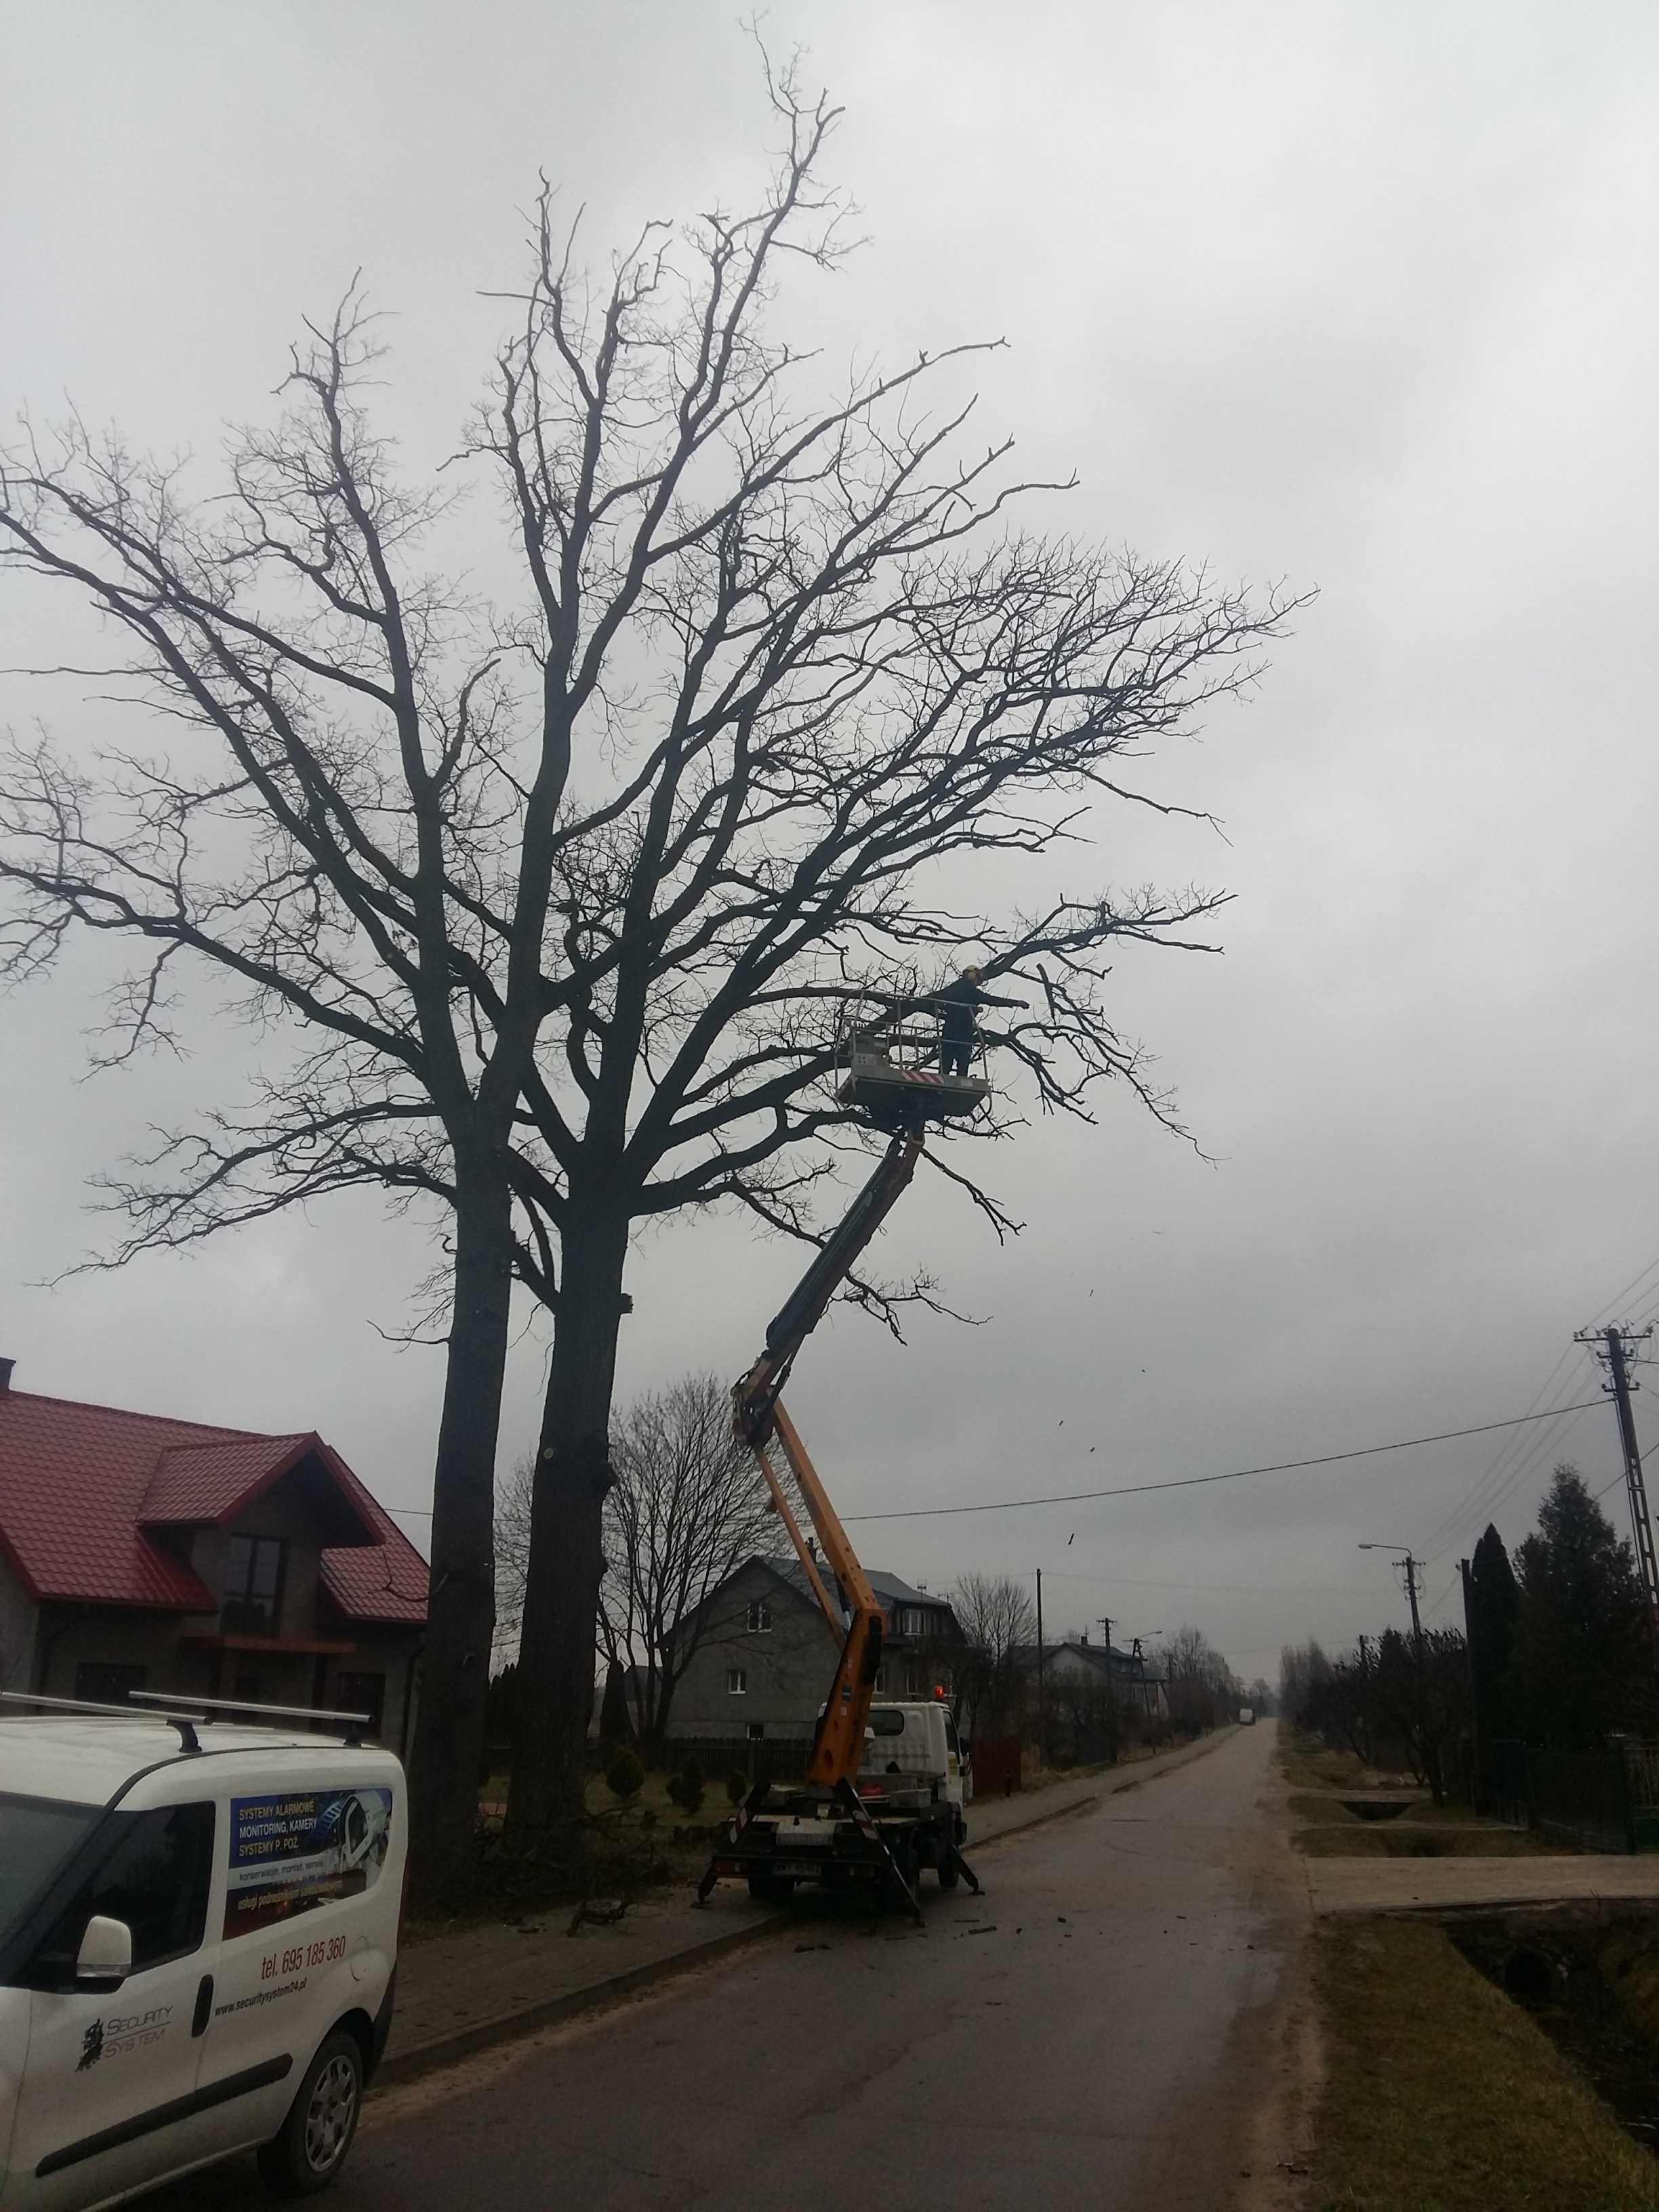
[1420,1348,1595,1556]
[842,1399,1606,1525]
[1422,1389,1598,1559]
[1420,1252,1659,1557]
[1029,1567,1385,1597]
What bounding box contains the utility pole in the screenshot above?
[1574,1323,1659,1618]
[1458,1557,1484,1810]
[1097,1618,1119,1762]
[1400,1553,1425,1660]
[1035,1570,1046,1763]
[1357,1547,1424,1659]
[1359,1541,1436,1799]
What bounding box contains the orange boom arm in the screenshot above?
[733,1130,922,1788]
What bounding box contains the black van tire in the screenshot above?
[937,1857,961,1889]
[258,2029,363,2194]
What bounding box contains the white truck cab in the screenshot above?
[859,1700,972,1811]
[0,1696,403,2208]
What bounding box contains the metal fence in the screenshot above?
[1486,1737,1659,1853]
[1529,1748,1634,1854]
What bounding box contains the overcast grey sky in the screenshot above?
[5,1,1659,1683]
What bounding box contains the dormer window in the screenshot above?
[222,1535,285,1635]
[897,1605,926,1639]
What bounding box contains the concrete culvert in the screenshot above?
[1503,1946,1555,2005]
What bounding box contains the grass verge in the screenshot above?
[1296,1824,1555,1859]
[1316,1917,1659,2211]
[1278,1735,1418,1793]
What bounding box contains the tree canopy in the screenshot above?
[1,64,1300,1882]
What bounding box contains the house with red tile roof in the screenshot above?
[0,1357,427,1753]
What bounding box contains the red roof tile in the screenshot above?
[0,1389,426,1624]
[142,1435,316,1524]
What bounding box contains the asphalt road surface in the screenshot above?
[159,1722,1301,2211]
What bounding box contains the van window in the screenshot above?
[944,1711,960,1755]
[868,1708,907,1737]
[0,1795,100,1948]
[39,1803,215,1975]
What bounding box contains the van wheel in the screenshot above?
[258,2030,363,2194]
[937,1857,961,1889]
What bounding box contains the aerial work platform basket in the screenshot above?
[834,996,991,1132]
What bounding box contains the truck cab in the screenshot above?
[0,1705,403,2207]
[857,1701,972,1813]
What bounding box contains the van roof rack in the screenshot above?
[128,1689,373,1748]
[2,1689,203,1755]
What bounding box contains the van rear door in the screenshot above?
[3,1800,218,2210]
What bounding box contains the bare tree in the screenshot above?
[0,313,560,1905]
[497,1372,776,1751]
[0,63,1302,1862]
[1163,1624,1241,1736]
[950,1572,1037,1735]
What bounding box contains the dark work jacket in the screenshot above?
[934,977,1022,1042]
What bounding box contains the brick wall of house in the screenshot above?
[0,1548,36,1693]
[32,1605,210,1702]
[321,1630,422,1758]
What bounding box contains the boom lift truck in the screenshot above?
[699,998,1000,1919]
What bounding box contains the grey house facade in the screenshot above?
[663,1555,961,1746]
[1038,1635,1170,1721]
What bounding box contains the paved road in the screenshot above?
[159,1723,1301,2211]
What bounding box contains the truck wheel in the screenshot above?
[937,1858,961,1889]
[747,1873,796,1904]
[258,2029,363,2194]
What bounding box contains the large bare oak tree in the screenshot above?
[0,67,1300,1884]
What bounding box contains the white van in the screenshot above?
[0,1696,403,2207]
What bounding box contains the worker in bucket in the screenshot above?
[934,965,1024,1079]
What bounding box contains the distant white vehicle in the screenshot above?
[1237,1705,1255,1726]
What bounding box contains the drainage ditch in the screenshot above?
[1450,1908,1659,2156]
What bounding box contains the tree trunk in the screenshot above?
[506,1203,630,1849]
[405,1162,514,1910]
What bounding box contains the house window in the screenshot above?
[73,1662,146,1708]
[747,1721,764,1742]
[727,1668,747,1696]
[336,1671,386,1736]
[897,1605,926,1638]
[906,1664,926,1696]
[222,1535,285,1635]
[746,1599,772,1633]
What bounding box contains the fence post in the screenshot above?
[1618,1742,1637,1854]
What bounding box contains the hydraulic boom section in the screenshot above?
[733,1129,922,1793]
